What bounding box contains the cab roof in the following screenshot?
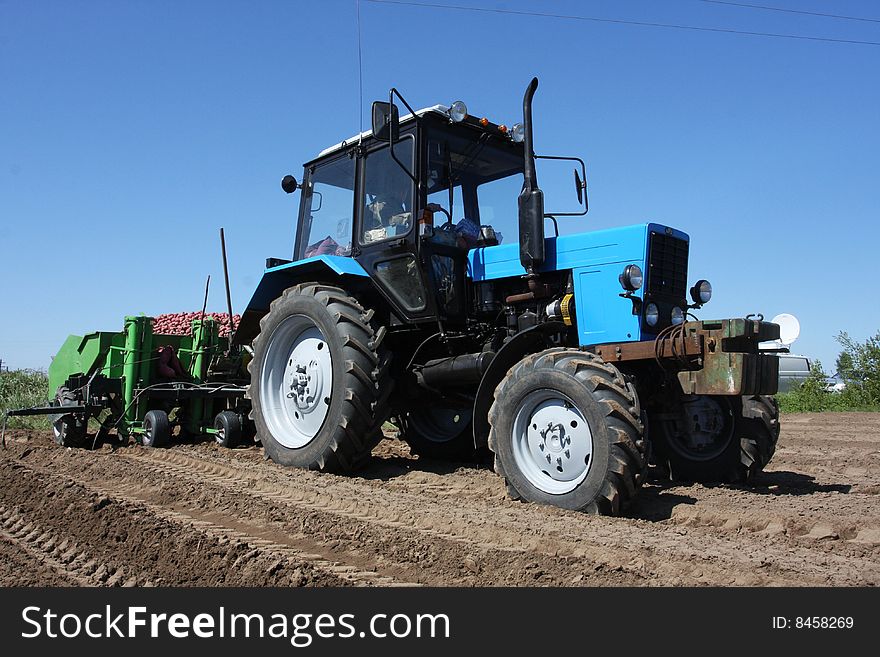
[316,104,450,159]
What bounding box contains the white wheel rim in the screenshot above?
[260,315,333,449]
[511,390,593,495]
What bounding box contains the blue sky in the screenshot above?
[1,0,878,372]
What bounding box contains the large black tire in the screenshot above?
[488,349,646,515]
[51,386,89,448]
[740,394,780,476]
[214,410,242,448]
[248,283,391,472]
[650,394,779,483]
[399,404,476,461]
[142,409,171,448]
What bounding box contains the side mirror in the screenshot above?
[281,175,298,194]
[574,169,583,205]
[371,101,400,143]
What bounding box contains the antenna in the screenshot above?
[356,0,364,144]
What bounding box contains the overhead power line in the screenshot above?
[695,0,880,24]
[364,0,880,46]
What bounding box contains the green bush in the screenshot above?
[0,369,50,429]
[777,331,880,413]
[776,360,845,413]
[835,330,880,407]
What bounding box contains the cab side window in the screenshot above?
[298,156,355,260]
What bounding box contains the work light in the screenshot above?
[511,123,525,143]
[690,279,712,305]
[449,101,468,123]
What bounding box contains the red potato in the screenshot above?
[152,312,241,336]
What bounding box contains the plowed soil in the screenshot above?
[1,413,878,587]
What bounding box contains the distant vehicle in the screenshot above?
[824,375,846,393]
[777,354,811,392]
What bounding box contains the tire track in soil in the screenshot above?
[648,491,880,546]
[0,536,79,587]
[51,447,649,586]
[119,444,879,586]
[11,458,410,587]
[771,413,880,485]
[0,460,349,587]
[0,506,103,586]
[3,411,879,586]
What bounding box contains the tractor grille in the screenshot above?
[646,231,689,303]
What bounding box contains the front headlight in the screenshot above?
[619,264,643,292]
[671,306,685,325]
[645,303,659,327]
[690,279,712,305]
[449,100,468,123]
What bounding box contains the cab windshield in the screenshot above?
[426,128,523,246]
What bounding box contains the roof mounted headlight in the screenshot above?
[619,264,643,292]
[690,279,712,305]
[511,122,525,143]
[449,100,468,123]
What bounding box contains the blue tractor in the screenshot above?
[234,79,780,515]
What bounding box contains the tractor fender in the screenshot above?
[472,321,566,448]
[233,256,368,345]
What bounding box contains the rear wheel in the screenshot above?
[142,409,171,448]
[488,349,646,515]
[249,283,391,472]
[400,403,476,461]
[51,386,89,448]
[650,394,779,482]
[214,410,242,448]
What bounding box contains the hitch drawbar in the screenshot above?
[591,318,780,396]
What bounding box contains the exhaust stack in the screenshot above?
[518,77,545,275]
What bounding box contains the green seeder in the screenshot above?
[5,315,250,448]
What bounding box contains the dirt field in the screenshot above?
[1,412,878,587]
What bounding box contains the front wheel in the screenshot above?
[488,349,646,515]
[650,394,780,482]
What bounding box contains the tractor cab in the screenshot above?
[235,82,587,346]
[289,101,529,329]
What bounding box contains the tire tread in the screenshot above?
[248,283,392,473]
[488,349,645,516]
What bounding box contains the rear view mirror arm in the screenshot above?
[535,154,588,217]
